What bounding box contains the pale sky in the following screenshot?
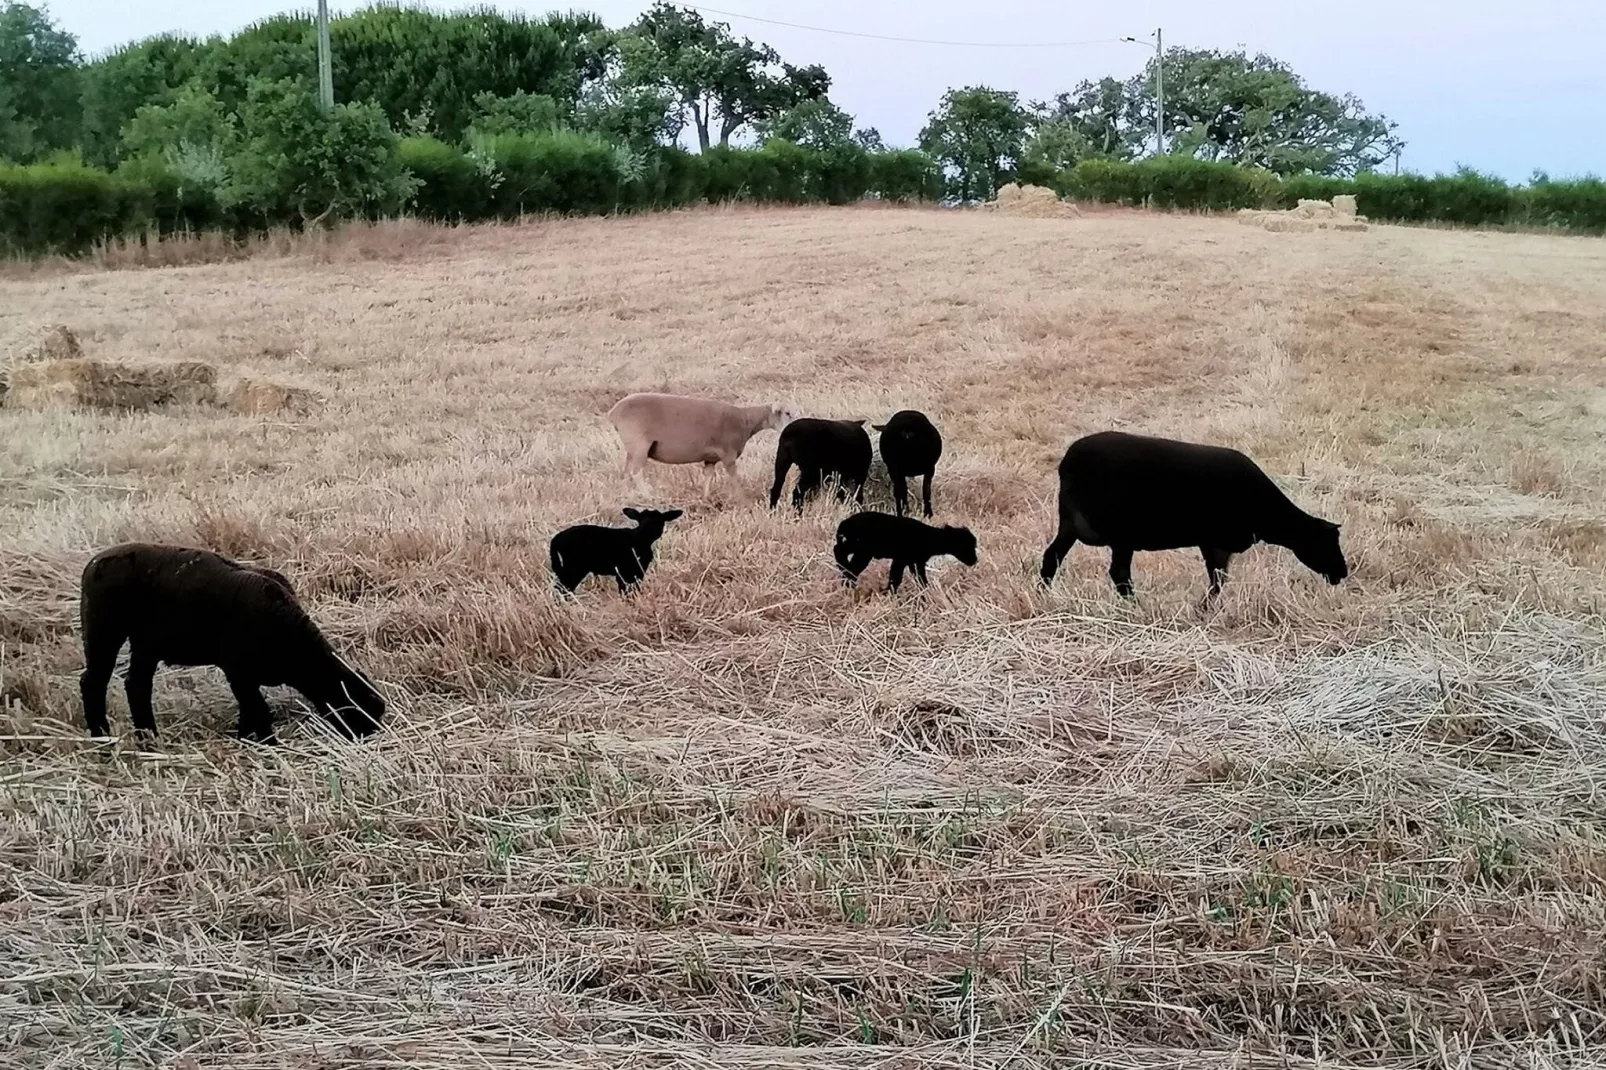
[44,0,1606,180]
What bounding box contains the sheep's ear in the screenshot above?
[623,507,643,521]
[661,509,684,522]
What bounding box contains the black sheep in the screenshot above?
[873,410,943,518]
[770,418,872,514]
[1039,431,1349,599]
[78,542,386,743]
[550,507,683,594]
[834,511,979,592]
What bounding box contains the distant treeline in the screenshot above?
[2,1,1602,257]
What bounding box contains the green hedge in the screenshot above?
[0,160,156,256]
[1060,157,1274,211]
[6,144,1603,258]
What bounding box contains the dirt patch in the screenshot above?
[984,183,1082,219]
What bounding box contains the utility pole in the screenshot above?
[316,0,334,111]
[1153,27,1164,155]
[1121,29,1165,155]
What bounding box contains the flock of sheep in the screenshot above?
[74,390,1349,744]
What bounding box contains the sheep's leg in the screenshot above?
[1039,529,1077,586]
[921,471,934,519]
[623,440,652,482]
[769,456,790,510]
[1201,547,1232,599]
[794,468,821,515]
[888,560,907,593]
[890,473,908,517]
[79,622,123,738]
[226,671,275,744]
[1108,547,1135,599]
[614,559,647,595]
[123,648,160,741]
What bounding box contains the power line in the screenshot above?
[681,4,1126,49]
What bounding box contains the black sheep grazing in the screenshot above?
[873,410,943,518]
[1039,431,1349,599]
[769,418,872,514]
[550,507,683,594]
[78,542,386,743]
[834,511,978,592]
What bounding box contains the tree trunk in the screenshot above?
[690,101,711,152]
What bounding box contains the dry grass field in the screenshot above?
[3,205,1606,1069]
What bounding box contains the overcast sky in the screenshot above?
[44,0,1605,180]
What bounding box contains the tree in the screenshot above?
[1134,49,1401,176]
[0,2,81,161]
[227,78,415,228]
[852,127,885,152]
[760,97,852,150]
[918,86,1032,200]
[576,75,681,150]
[1036,76,1144,162]
[620,2,828,151]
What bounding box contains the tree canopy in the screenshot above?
[918,87,1033,200]
[619,2,828,151]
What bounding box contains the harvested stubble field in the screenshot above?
[3,205,1606,1070]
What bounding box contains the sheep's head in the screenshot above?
[769,402,801,431]
[946,526,979,567]
[623,507,683,540]
[318,656,387,739]
[1292,519,1348,585]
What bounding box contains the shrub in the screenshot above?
[116,154,233,236]
[473,129,625,217]
[398,136,483,221]
[0,159,153,255]
[1523,175,1606,234]
[869,149,943,202]
[1350,170,1519,227]
[810,144,873,205]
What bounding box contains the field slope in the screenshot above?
[3,207,1606,1068]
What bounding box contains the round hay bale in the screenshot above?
[228,376,319,415]
[6,359,218,411]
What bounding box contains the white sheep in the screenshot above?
[606,392,800,487]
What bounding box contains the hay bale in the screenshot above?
[227,376,319,415]
[0,324,84,405]
[1327,220,1371,232]
[1332,194,1358,218]
[1261,217,1319,233]
[986,183,1082,219]
[6,359,218,411]
[1291,199,1337,220]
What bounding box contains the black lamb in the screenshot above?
[834,511,979,592]
[550,507,683,594]
[1039,430,1349,599]
[78,542,386,743]
[770,418,872,514]
[873,409,943,518]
